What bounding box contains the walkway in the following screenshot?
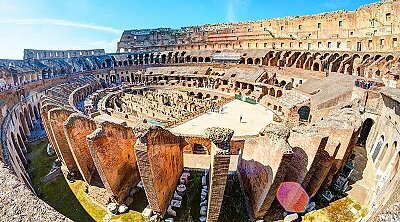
[170,99,273,137]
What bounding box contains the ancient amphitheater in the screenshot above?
[1,0,400,221]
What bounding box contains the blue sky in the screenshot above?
[0,0,378,59]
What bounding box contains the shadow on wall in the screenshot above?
[263,147,309,222]
[237,158,273,218]
[285,147,309,183]
[347,144,368,189]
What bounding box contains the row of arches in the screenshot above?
[2,95,41,190]
[6,49,396,95]
[372,135,398,171]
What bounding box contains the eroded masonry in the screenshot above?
[1,0,400,221]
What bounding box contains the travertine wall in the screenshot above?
[23,49,105,60]
[41,103,62,159]
[364,89,400,218]
[119,1,400,53]
[87,121,140,203]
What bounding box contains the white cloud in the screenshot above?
[226,1,236,22]
[0,19,122,34]
[86,38,120,53]
[226,0,250,22]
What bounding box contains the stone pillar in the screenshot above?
[205,127,234,222]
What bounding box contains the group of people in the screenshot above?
[355,79,378,90]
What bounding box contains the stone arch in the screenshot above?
[298,106,310,122]
[362,54,371,64]
[247,58,254,65]
[28,104,34,121]
[17,133,26,153]
[198,57,204,63]
[19,112,29,135]
[372,135,385,162]
[255,58,261,65]
[357,118,373,145]
[239,57,245,64]
[18,124,26,142]
[374,54,382,61]
[34,105,40,120]
[196,92,203,99]
[24,107,32,129]
[276,90,283,98]
[192,57,198,63]
[380,141,398,171]
[161,54,167,64]
[313,63,320,71]
[205,57,211,62]
[10,132,27,166]
[269,88,275,97]
[385,55,394,62]
[377,143,389,166]
[287,52,301,67]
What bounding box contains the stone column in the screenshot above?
[205,127,234,222]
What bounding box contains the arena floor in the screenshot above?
[170,99,274,137]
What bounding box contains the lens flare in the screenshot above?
[276,182,310,213]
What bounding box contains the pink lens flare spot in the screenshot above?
[276,182,310,213]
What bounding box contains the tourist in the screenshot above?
[240,116,243,123]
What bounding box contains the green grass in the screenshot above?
[218,173,251,222]
[27,139,145,222]
[28,139,95,222]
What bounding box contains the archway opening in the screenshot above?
[196,92,203,99]
[313,63,320,71]
[34,105,40,120]
[298,106,310,122]
[372,135,384,162]
[357,118,373,146]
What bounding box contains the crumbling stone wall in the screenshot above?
[64,113,99,185]
[87,121,140,203]
[181,136,211,154]
[47,108,79,174]
[238,124,293,218]
[134,127,184,215]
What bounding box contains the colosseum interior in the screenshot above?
[1,0,400,221]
